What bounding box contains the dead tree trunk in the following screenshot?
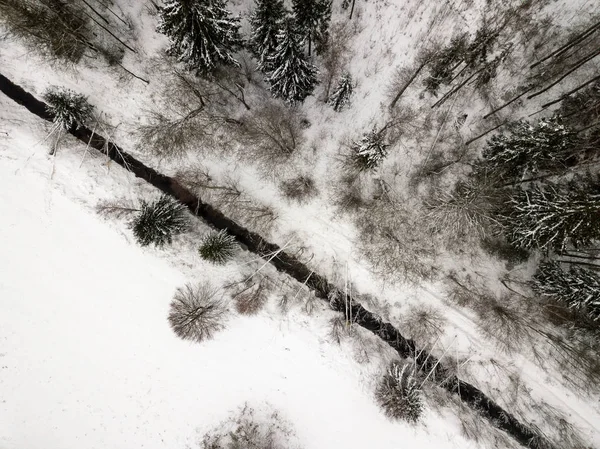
[389,61,428,109]
[542,74,600,109]
[531,20,600,69]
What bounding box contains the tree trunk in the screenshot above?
[541,74,600,109]
[530,20,600,69]
[389,61,428,109]
[528,47,600,100]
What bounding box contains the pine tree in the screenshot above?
[198,229,237,264]
[249,0,286,72]
[157,0,242,75]
[503,179,600,251]
[533,261,600,321]
[481,117,579,180]
[376,362,423,423]
[328,72,353,111]
[350,130,389,171]
[292,0,331,56]
[43,86,93,131]
[266,18,318,103]
[132,195,188,247]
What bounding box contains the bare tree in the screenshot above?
[168,283,229,343]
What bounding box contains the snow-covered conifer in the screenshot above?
[328,72,353,111]
[158,0,242,75]
[198,229,237,264]
[376,362,423,423]
[533,261,600,321]
[132,195,188,247]
[249,0,287,72]
[350,130,388,171]
[503,179,600,251]
[292,0,331,55]
[482,117,579,180]
[43,86,93,131]
[266,18,318,103]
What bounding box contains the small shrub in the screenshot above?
[168,283,228,343]
[199,229,237,264]
[43,86,94,131]
[376,361,424,423]
[280,175,317,202]
[234,282,268,315]
[131,195,188,247]
[401,304,447,348]
[201,404,296,449]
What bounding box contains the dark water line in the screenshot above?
[0,73,554,449]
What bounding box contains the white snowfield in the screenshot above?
[0,100,478,449]
[1,0,600,446]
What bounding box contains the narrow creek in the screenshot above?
[0,73,554,449]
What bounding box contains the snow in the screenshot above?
[1,0,600,446]
[0,97,481,449]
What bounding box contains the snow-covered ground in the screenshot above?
[1,0,600,446]
[0,95,485,449]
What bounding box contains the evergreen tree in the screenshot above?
[198,229,237,264]
[328,72,353,111]
[376,362,423,423]
[157,0,242,75]
[249,0,287,72]
[266,18,318,103]
[533,261,600,321]
[132,195,188,247]
[292,0,331,56]
[350,130,388,171]
[43,86,93,131]
[503,179,600,251]
[481,117,579,180]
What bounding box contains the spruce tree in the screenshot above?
[350,130,388,171]
[157,0,242,75]
[481,117,579,180]
[503,179,600,251]
[292,0,331,55]
[132,195,188,247]
[328,72,353,111]
[249,0,286,72]
[533,261,600,321]
[266,18,318,103]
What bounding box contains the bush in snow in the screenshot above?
[533,261,600,322]
[44,86,94,131]
[349,130,389,171]
[234,281,268,315]
[168,282,228,343]
[199,229,237,264]
[201,404,295,449]
[157,0,242,75]
[376,361,424,423]
[280,175,317,202]
[131,195,188,247]
[328,72,353,111]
